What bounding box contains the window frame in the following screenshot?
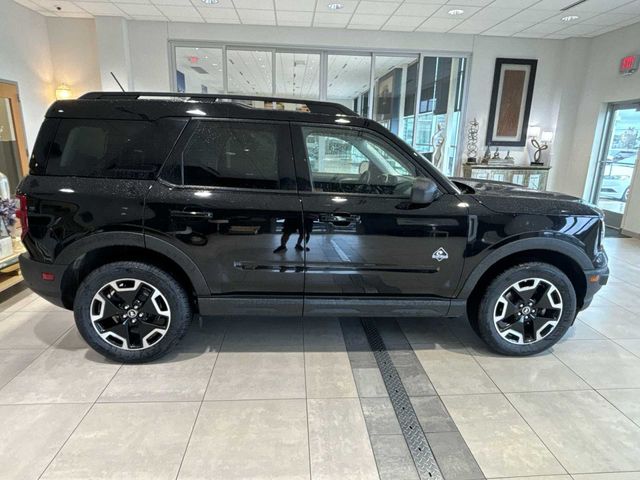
[291,122,443,198]
[158,118,298,193]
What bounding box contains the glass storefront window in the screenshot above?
[327,54,371,116]
[227,49,273,95]
[175,47,223,94]
[275,52,320,99]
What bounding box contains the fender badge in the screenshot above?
[432,247,449,262]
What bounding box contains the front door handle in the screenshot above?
[170,209,213,219]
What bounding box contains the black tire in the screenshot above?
[476,262,577,356]
[74,261,192,363]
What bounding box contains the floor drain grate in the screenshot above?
[361,319,444,480]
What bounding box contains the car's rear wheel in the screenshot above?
[476,262,576,356]
[74,261,192,363]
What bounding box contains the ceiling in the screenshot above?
[13,0,640,39]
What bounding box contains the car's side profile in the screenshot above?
[17,92,609,362]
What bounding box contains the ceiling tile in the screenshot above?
[275,0,315,12]
[315,0,358,14]
[394,2,439,16]
[233,0,273,10]
[31,0,85,13]
[520,22,564,34]
[277,10,313,25]
[508,9,556,23]
[75,1,125,15]
[347,24,382,30]
[196,6,238,19]
[237,8,276,24]
[314,12,351,26]
[111,0,153,5]
[483,21,533,35]
[168,15,204,21]
[157,4,200,17]
[153,0,192,5]
[355,1,400,15]
[118,2,162,15]
[612,0,640,14]
[13,0,41,9]
[431,4,481,18]
[560,23,605,35]
[385,14,425,27]
[581,12,634,26]
[415,16,462,32]
[381,23,418,31]
[531,0,575,10]
[61,11,94,17]
[448,0,493,6]
[489,0,538,8]
[190,0,234,6]
[469,7,520,21]
[350,13,389,26]
[566,0,632,13]
[450,20,497,34]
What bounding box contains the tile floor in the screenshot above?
[0,236,639,479]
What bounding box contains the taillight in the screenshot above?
[16,194,28,241]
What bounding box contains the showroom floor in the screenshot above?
[0,237,639,480]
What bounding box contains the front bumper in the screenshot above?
[581,265,609,311]
[19,253,69,309]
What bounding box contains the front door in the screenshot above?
[145,119,304,315]
[291,124,468,315]
[590,102,640,229]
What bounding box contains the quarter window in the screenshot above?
[175,121,289,190]
[302,126,417,196]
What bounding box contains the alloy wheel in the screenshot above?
[90,278,171,350]
[493,277,563,345]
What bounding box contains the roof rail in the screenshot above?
[79,92,356,116]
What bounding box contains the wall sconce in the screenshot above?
[55,84,72,100]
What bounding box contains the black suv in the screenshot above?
[17,92,609,362]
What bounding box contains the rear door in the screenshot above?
[291,123,468,315]
[145,118,304,315]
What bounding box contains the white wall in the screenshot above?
[0,0,54,151]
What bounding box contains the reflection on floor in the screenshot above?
[0,236,639,479]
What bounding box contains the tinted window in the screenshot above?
[302,126,417,196]
[174,121,289,190]
[46,119,186,179]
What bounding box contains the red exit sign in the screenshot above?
[620,55,640,75]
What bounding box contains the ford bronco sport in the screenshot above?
[17,92,609,363]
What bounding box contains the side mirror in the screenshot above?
[411,177,440,205]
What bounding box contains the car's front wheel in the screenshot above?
[476,262,577,356]
[74,261,192,363]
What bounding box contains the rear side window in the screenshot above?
[46,118,186,179]
[164,120,292,190]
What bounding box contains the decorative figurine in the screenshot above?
[431,123,446,170]
[465,118,479,164]
[504,150,514,160]
[481,146,491,164]
[530,138,548,165]
[492,147,500,159]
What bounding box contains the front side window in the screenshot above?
[302,126,417,196]
[175,121,289,189]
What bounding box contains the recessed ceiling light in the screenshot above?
[327,3,344,10]
[561,15,579,21]
[201,0,219,4]
[448,8,465,16]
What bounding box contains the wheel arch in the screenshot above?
[460,238,591,320]
[57,232,209,309]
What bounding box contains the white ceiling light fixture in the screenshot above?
[327,3,344,10]
[561,15,579,21]
[448,9,465,16]
[201,0,219,4]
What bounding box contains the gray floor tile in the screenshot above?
[442,394,565,478]
[361,397,401,435]
[414,345,499,395]
[0,349,41,388]
[411,396,457,433]
[578,304,640,340]
[558,320,606,341]
[370,434,419,480]
[306,350,358,398]
[222,317,302,348]
[616,339,640,357]
[42,402,198,480]
[427,431,484,480]
[0,403,90,479]
[205,347,305,400]
[179,316,227,353]
[0,347,120,404]
[99,351,217,402]
[488,476,570,480]
[599,389,640,426]
[308,398,379,480]
[353,367,388,397]
[0,311,72,349]
[572,473,640,479]
[179,399,309,480]
[304,317,346,349]
[398,318,460,346]
[348,348,378,368]
[552,340,640,389]
[396,365,436,396]
[507,390,640,473]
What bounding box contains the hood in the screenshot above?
[451,177,602,216]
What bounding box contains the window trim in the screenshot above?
[291,122,444,198]
[158,117,298,192]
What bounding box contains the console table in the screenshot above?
[462,164,551,191]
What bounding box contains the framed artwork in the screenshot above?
[485,58,538,147]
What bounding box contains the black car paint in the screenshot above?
[17,96,608,318]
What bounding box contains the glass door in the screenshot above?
[591,102,640,229]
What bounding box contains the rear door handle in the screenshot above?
[170,209,213,219]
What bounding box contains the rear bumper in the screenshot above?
[19,253,68,309]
